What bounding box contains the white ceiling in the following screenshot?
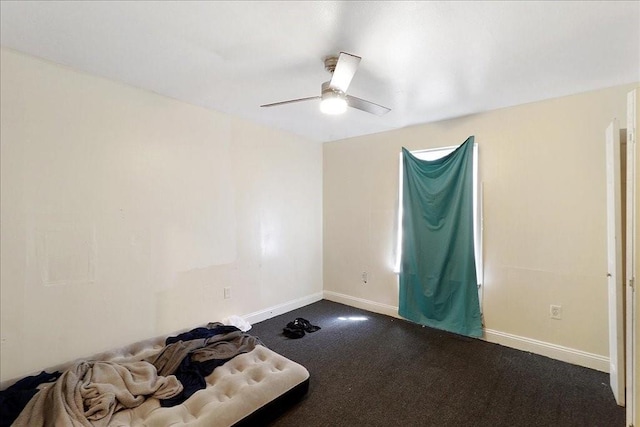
[1,1,639,143]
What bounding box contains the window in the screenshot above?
[394,144,483,308]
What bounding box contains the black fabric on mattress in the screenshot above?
[165,325,241,345]
[0,371,61,427]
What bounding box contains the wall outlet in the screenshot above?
[224,287,231,299]
[550,304,562,320]
[361,271,368,284]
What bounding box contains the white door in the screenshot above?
[606,119,625,406]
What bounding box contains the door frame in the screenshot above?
[625,88,637,427]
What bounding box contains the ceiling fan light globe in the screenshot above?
[320,97,347,115]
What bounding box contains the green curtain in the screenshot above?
[398,136,482,338]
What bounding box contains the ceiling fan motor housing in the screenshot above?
[321,81,345,99]
[324,56,339,73]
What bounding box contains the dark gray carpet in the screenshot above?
[249,300,624,427]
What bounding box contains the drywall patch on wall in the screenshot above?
[154,261,241,333]
[36,223,96,286]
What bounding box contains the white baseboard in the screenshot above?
[323,290,401,319]
[483,329,609,372]
[243,292,324,325]
[323,290,609,372]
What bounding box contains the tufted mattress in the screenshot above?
[107,345,309,426]
[3,333,309,427]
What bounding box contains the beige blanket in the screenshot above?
[12,360,182,427]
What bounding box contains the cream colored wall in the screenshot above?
[0,48,323,382]
[324,83,638,361]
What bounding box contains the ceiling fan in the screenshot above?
[260,52,390,116]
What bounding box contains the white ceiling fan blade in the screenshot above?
[346,95,390,116]
[329,52,361,93]
[260,96,320,108]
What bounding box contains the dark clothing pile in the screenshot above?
[165,324,240,345]
[283,318,321,339]
[0,371,61,427]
